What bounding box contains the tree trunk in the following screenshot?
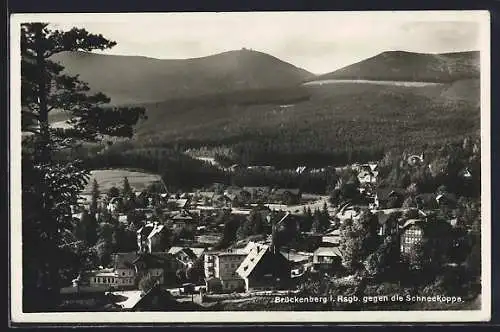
[33,24,61,309]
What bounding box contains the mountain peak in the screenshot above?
[51,49,314,105]
[311,50,479,83]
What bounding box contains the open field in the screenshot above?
[82,169,163,194]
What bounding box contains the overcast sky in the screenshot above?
[47,12,483,74]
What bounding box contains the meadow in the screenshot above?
[82,169,163,195]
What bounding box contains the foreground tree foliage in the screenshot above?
[21,23,145,311]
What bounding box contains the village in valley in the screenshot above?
[18,18,483,315]
[60,140,481,311]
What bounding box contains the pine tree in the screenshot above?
[122,176,132,197]
[21,23,146,310]
[90,179,100,215]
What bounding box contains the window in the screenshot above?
[122,272,125,276]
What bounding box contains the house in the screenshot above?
[336,203,361,221]
[131,282,203,312]
[203,248,250,293]
[414,193,439,210]
[242,186,271,201]
[130,254,168,284]
[137,222,167,253]
[312,247,342,270]
[236,243,291,292]
[118,214,128,224]
[58,284,117,311]
[399,219,425,255]
[112,252,180,288]
[87,251,174,290]
[281,250,312,278]
[247,165,275,171]
[435,193,457,209]
[322,229,341,245]
[406,153,425,166]
[376,212,399,237]
[296,166,307,174]
[226,190,252,206]
[357,170,377,185]
[195,234,221,246]
[211,194,233,208]
[112,252,140,288]
[168,247,206,268]
[374,188,405,209]
[167,198,190,210]
[223,186,243,196]
[88,268,122,288]
[459,167,473,179]
[171,211,196,232]
[107,197,123,214]
[272,188,301,205]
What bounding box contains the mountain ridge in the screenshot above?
[50,49,315,105]
[310,50,480,83]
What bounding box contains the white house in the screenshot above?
[204,246,254,292]
[137,222,167,253]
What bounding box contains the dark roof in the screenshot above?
[416,193,436,202]
[242,186,271,193]
[132,283,205,311]
[376,188,405,200]
[274,188,301,195]
[150,252,177,261]
[113,252,139,270]
[132,253,170,269]
[436,193,457,203]
[138,225,154,236]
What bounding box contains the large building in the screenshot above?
[204,247,249,292]
[236,243,291,292]
[399,219,425,255]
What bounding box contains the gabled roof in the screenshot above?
[436,193,457,203]
[280,250,311,263]
[400,218,424,230]
[148,225,165,239]
[109,197,122,204]
[132,253,169,269]
[137,224,155,236]
[168,198,189,208]
[167,247,205,260]
[273,188,301,195]
[358,170,374,177]
[314,246,342,257]
[236,243,270,278]
[324,229,341,236]
[172,211,194,221]
[113,252,139,270]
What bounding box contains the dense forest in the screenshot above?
[86,78,480,171]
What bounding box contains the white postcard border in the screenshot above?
[9,10,492,324]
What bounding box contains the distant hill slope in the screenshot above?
[50,49,314,105]
[311,51,480,83]
[107,80,479,163]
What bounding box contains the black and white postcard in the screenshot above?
[9,10,491,324]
